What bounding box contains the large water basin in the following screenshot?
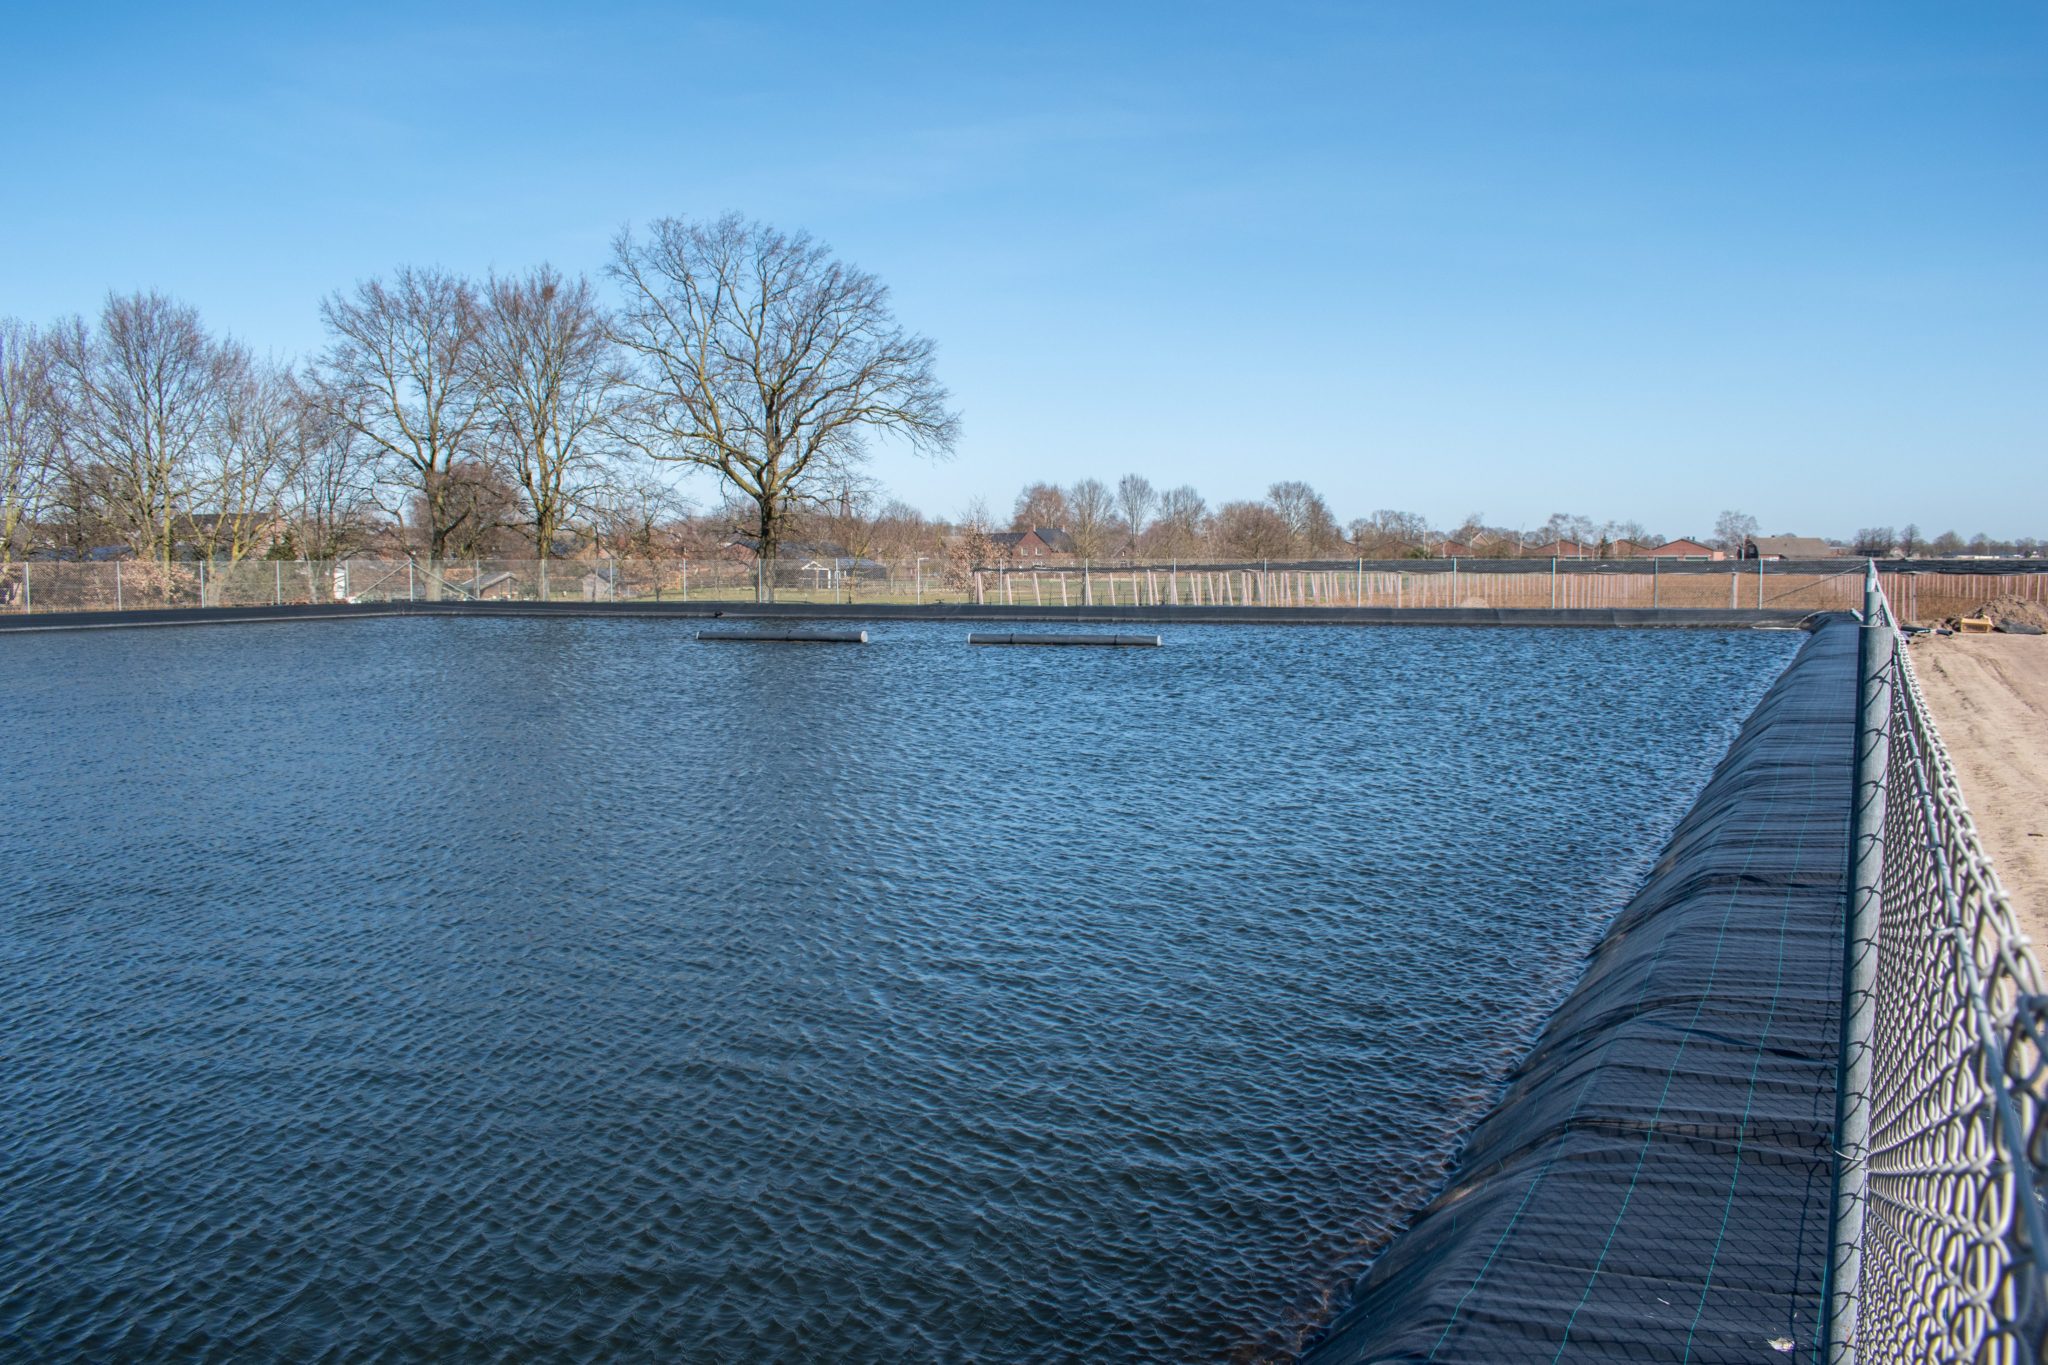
[0,618,1801,1360]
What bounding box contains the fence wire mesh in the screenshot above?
[5,555,2045,619]
[1833,576,2048,1362]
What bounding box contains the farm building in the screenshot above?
[1743,535,1838,560]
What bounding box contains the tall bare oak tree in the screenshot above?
[475,266,627,559]
[608,214,957,600]
[317,267,484,582]
[50,293,237,568]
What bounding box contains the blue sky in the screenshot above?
[4,2,2043,538]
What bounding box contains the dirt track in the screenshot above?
[1910,634,2048,948]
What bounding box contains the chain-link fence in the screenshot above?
[0,555,971,611]
[1827,570,2048,1362]
[1,555,2043,619]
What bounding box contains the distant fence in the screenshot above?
[0,555,2042,620]
[0,557,960,612]
[957,559,2028,620]
[1826,569,2048,1362]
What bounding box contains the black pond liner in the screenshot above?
[1302,620,1855,1363]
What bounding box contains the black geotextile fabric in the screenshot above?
[1303,622,1856,1364]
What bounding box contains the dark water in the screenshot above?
[0,618,1800,1361]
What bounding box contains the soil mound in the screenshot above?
[1969,594,2048,632]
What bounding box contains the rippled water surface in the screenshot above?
[0,618,1801,1361]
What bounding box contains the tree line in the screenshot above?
[1848,525,2038,559]
[0,214,955,601]
[4,215,2039,602]
[973,481,1635,561]
[964,494,2039,564]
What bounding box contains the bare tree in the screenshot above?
[1010,481,1069,532]
[409,459,522,564]
[1066,477,1115,560]
[1606,519,1653,547]
[185,354,299,564]
[1899,523,1921,556]
[588,476,688,558]
[948,498,997,590]
[608,214,958,601]
[283,378,382,560]
[42,452,115,559]
[49,292,233,567]
[1713,509,1758,554]
[1268,480,1342,554]
[1151,485,1207,560]
[958,496,996,536]
[0,319,61,563]
[474,266,627,559]
[808,466,891,599]
[1449,511,1488,547]
[1114,474,1156,557]
[1348,508,1430,557]
[1538,511,1599,550]
[317,267,485,583]
[1215,500,1294,559]
[870,498,935,563]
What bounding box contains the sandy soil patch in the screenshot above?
[1910,633,2048,949]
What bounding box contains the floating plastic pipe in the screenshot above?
[697,629,868,643]
[967,632,1162,647]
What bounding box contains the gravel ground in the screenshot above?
[1911,633,2048,947]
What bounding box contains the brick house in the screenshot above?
[1647,538,1724,560]
[1526,539,1591,558]
[988,527,1077,563]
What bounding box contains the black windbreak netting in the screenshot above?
[1304,621,1856,1364]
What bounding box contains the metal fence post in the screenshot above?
[1824,562,1892,1365]
[1652,555,1659,608]
[1550,557,1557,608]
[115,560,122,610]
[408,560,414,602]
[199,559,206,608]
[22,561,28,612]
[275,561,282,606]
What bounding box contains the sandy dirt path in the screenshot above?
[1909,634,2048,948]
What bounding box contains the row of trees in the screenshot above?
[977,492,2043,564]
[0,276,642,570]
[975,481,1699,563]
[1,215,957,600]
[1850,525,2042,559]
[986,477,1353,560]
[5,216,2040,597]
